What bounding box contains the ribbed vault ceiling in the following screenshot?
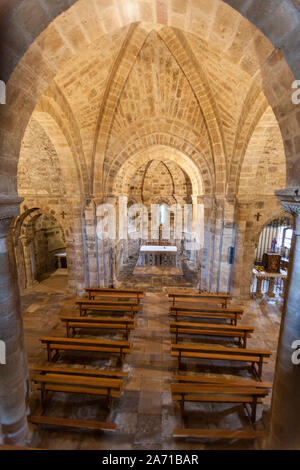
[17,10,287,200]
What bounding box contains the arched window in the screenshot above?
[282,228,293,250]
[255,216,293,263]
[159,203,168,225]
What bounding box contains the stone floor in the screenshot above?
[21,271,282,450]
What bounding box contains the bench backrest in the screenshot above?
[60,316,135,324]
[170,306,243,314]
[31,373,123,390]
[86,287,144,294]
[171,383,268,397]
[40,336,132,348]
[76,299,138,306]
[171,343,271,357]
[31,365,128,379]
[168,292,231,299]
[170,321,253,332]
[171,374,272,389]
[77,305,139,313]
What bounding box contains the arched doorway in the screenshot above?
[251,216,293,299]
[12,209,68,290]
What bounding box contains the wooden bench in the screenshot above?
[85,287,144,302]
[30,366,128,393]
[40,336,132,364]
[0,445,43,450]
[28,415,116,432]
[173,428,268,440]
[75,299,140,317]
[170,321,254,348]
[30,368,124,410]
[171,382,269,423]
[30,365,129,380]
[170,306,243,326]
[29,366,123,432]
[171,343,271,380]
[172,374,272,389]
[60,315,135,340]
[168,292,232,308]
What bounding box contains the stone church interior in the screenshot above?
[0,0,300,451]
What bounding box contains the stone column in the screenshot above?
[0,200,29,445]
[209,197,224,292]
[256,276,263,298]
[267,276,275,297]
[118,195,128,244]
[267,189,300,449]
[197,199,210,290]
[84,199,98,288]
[191,196,204,242]
[218,198,236,293]
[65,203,87,295]
[282,276,287,298]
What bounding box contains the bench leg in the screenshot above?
[250,362,257,380]
[243,403,252,425]
[125,326,129,341]
[47,344,51,362]
[251,396,258,423]
[180,395,187,427]
[243,333,247,349]
[52,349,60,362]
[251,361,262,382]
[41,384,46,411]
[258,357,263,382]
[107,388,112,413]
[119,349,125,366]
[178,351,182,370]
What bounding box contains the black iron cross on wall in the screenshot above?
[255,212,262,222]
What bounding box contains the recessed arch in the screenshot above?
[110,144,206,198]
[11,206,68,288]
[253,210,294,246]
[19,109,84,198]
[238,106,287,197]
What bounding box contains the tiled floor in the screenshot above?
[21,271,282,450]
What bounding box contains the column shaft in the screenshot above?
[268,190,300,449]
[0,218,29,445]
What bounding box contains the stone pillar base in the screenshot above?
[1,415,30,446]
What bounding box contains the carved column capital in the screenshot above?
[275,188,300,216]
[0,196,23,237]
